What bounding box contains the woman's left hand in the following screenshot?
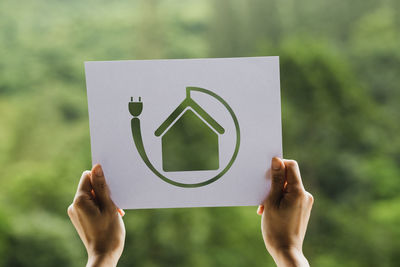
[68,164,125,267]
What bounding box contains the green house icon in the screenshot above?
[154,90,225,172]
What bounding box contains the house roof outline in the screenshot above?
[155,94,225,137]
[158,107,222,138]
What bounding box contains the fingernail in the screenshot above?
[257,205,264,215]
[272,158,281,170]
[90,189,96,198]
[94,165,103,177]
[117,208,125,217]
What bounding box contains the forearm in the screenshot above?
[86,254,119,267]
[269,247,309,267]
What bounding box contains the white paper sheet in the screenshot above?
[85,57,282,209]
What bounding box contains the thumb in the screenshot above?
[90,164,115,211]
[266,157,286,205]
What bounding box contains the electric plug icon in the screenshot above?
[129,97,143,117]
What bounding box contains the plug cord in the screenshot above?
[129,97,143,117]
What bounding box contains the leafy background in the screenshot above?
[0,0,399,266]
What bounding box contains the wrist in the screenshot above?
[87,253,120,267]
[269,246,309,267]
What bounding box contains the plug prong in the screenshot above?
[139,97,141,102]
[131,97,133,102]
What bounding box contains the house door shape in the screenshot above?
[154,91,225,172]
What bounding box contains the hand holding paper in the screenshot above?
[67,158,313,267]
[67,165,125,267]
[258,158,313,267]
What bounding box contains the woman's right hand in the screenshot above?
[257,158,313,267]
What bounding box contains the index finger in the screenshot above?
[283,160,305,193]
[74,171,93,199]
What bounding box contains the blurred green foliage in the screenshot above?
[0,0,399,266]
